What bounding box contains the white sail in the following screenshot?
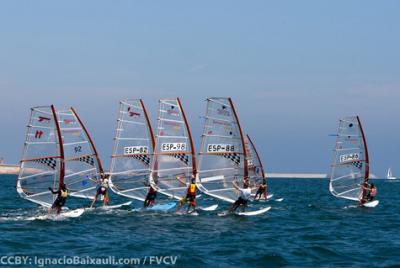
[150,98,196,200]
[245,134,266,195]
[387,168,396,180]
[57,108,104,199]
[109,99,155,201]
[197,97,248,203]
[329,116,369,201]
[17,106,63,207]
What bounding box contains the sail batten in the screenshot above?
[330,116,369,202]
[109,99,155,201]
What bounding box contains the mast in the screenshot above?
[229,98,248,179]
[177,97,197,175]
[51,105,65,189]
[141,99,156,149]
[70,107,104,174]
[356,116,369,182]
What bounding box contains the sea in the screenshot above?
[1,174,399,267]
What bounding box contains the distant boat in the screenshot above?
[329,116,379,207]
[387,168,397,180]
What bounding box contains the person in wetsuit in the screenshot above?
[177,175,197,213]
[144,184,158,208]
[90,174,110,208]
[254,178,268,200]
[368,183,377,201]
[48,183,68,214]
[229,179,251,213]
[360,181,371,204]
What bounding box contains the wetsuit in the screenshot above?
[144,186,157,207]
[50,188,68,213]
[369,187,377,201]
[96,179,109,197]
[255,183,267,199]
[231,188,251,211]
[182,183,197,207]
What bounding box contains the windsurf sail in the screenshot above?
[197,97,248,203]
[387,168,396,179]
[149,98,196,200]
[329,116,369,201]
[387,168,392,178]
[109,99,155,201]
[245,134,266,195]
[17,106,64,207]
[57,107,104,199]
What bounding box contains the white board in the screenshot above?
[198,204,218,211]
[27,208,85,220]
[362,200,379,208]
[236,206,271,216]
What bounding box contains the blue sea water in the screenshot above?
[1,174,400,267]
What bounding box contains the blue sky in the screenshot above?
[0,1,399,176]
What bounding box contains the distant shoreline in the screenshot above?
[0,164,19,175]
[0,165,378,179]
[266,173,328,179]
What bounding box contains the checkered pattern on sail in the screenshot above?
[352,161,363,169]
[130,154,151,166]
[78,155,95,166]
[34,157,57,170]
[169,153,189,165]
[216,153,241,165]
[35,158,57,169]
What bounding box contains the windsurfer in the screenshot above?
[144,183,158,207]
[360,182,377,204]
[90,173,110,208]
[368,183,377,201]
[229,180,251,213]
[48,183,68,214]
[177,175,197,213]
[254,178,267,200]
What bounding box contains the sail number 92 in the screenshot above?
[207,144,235,153]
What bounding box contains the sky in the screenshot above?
[0,1,399,176]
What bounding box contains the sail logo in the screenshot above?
[164,120,181,130]
[207,144,235,153]
[64,119,75,125]
[212,119,230,126]
[167,109,179,116]
[124,146,149,155]
[34,130,44,139]
[127,107,141,117]
[217,108,230,116]
[339,153,360,163]
[161,142,186,152]
[38,116,51,122]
